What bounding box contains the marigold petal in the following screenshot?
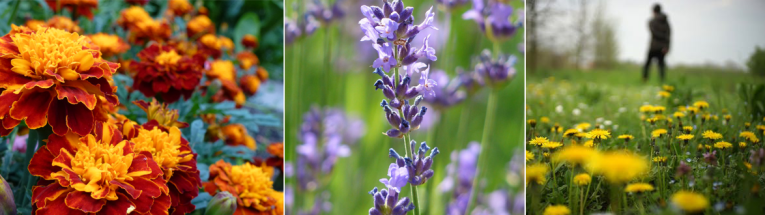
[150,193,172,215]
[66,103,95,136]
[28,146,59,180]
[169,171,199,194]
[32,182,70,206]
[128,188,154,213]
[65,191,107,213]
[10,59,34,77]
[79,63,105,80]
[9,90,53,129]
[75,51,96,72]
[56,85,98,110]
[128,177,162,198]
[111,180,142,199]
[47,99,70,135]
[2,117,21,130]
[127,153,154,178]
[51,148,75,169]
[0,34,20,55]
[22,79,55,90]
[95,193,135,215]
[35,190,86,215]
[87,77,119,105]
[59,68,80,81]
[0,91,21,118]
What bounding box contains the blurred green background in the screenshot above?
[285,0,525,214]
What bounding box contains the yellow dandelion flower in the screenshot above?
[671,191,709,213]
[576,123,591,130]
[583,140,595,148]
[553,145,600,166]
[653,156,667,163]
[682,126,693,132]
[677,134,694,141]
[724,114,731,121]
[526,164,549,185]
[586,151,649,184]
[693,101,709,110]
[714,141,732,149]
[653,106,667,113]
[573,173,591,186]
[587,129,611,140]
[651,129,668,138]
[543,152,550,158]
[701,130,722,140]
[739,142,747,148]
[540,117,550,123]
[639,105,654,113]
[528,119,537,127]
[625,183,655,193]
[543,205,571,215]
[542,141,563,149]
[529,137,549,146]
[563,129,579,137]
[658,91,671,98]
[526,150,534,161]
[663,85,675,92]
[740,131,757,141]
[618,134,634,141]
[673,111,686,118]
[687,106,699,114]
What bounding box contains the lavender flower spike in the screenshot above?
[369,187,415,215]
[373,43,397,72]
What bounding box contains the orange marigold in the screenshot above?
[28,122,170,214]
[24,19,47,31]
[198,34,234,59]
[0,25,120,137]
[187,15,215,38]
[133,99,190,129]
[87,33,130,57]
[241,34,258,49]
[256,66,269,81]
[45,0,99,20]
[221,123,257,150]
[204,160,280,215]
[240,75,261,96]
[117,6,171,43]
[236,51,260,70]
[45,16,82,33]
[132,44,204,103]
[168,0,193,16]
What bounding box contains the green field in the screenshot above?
[526,67,765,215]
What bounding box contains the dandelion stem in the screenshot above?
[8,0,21,25]
[579,187,585,215]
[466,90,499,212]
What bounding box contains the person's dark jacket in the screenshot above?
[649,13,671,52]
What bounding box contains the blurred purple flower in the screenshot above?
[416,65,438,99]
[419,70,466,110]
[380,163,409,192]
[462,0,522,40]
[12,134,28,153]
[368,187,415,215]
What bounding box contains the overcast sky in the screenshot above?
[542,0,765,67]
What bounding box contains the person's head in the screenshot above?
[653,3,662,15]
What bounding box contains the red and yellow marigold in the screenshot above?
[168,0,193,16]
[132,44,204,103]
[241,34,258,49]
[206,60,247,106]
[25,16,81,33]
[236,51,260,70]
[134,99,190,129]
[221,124,256,150]
[187,15,215,38]
[204,160,280,215]
[28,122,170,214]
[240,75,261,96]
[87,33,130,58]
[198,34,234,59]
[117,6,172,43]
[46,0,99,20]
[0,25,120,137]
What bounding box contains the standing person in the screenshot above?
[643,3,671,83]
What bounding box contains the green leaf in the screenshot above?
[233,12,260,53]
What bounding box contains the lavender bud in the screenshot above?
[373,67,386,77]
[399,119,410,133]
[369,187,379,195]
[390,12,400,22]
[429,147,440,157]
[371,6,385,20]
[419,142,430,157]
[413,95,423,106]
[410,140,416,155]
[383,86,396,99]
[386,189,397,207]
[421,169,434,178]
[374,79,385,90]
[387,111,401,128]
[205,191,237,215]
[422,157,432,171]
[390,98,402,109]
[393,0,404,14]
[399,7,413,21]
[386,129,402,138]
[401,52,419,65]
[370,208,383,215]
[383,0,393,16]
[410,112,423,129]
[404,87,420,99]
[407,105,418,120]
[396,76,410,95]
[381,100,389,108]
[374,192,385,210]
[392,198,413,215]
[389,148,401,159]
[397,157,406,167]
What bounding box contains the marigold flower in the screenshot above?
[87,33,130,57]
[133,99,190,129]
[586,151,648,184]
[0,25,120,136]
[187,15,215,37]
[240,74,261,96]
[553,145,600,167]
[132,44,204,103]
[208,60,237,82]
[128,123,202,214]
[117,6,172,43]
[28,122,170,214]
[625,183,654,193]
[168,0,193,16]
[24,19,47,31]
[221,123,257,150]
[242,34,258,49]
[573,173,591,186]
[671,191,709,213]
[44,16,83,33]
[256,66,269,82]
[236,51,260,70]
[46,0,98,20]
[117,6,152,28]
[198,34,232,58]
[204,160,280,214]
[543,205,571,215]
[526,163,548,185]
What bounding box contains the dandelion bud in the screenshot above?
[1,175,16,215]
[205,191,237,215]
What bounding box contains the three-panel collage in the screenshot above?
[0,0,763,214]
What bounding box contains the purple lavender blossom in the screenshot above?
[368,187,415,215]
[420,70,466,110]
[296,107,366,191]
[376,18,400,40]
[285,18,302,45]
[462,0,522,40]
[461,50,517,91]
[416,66,438,99]
[380,163,409,192]
[389,140,440,186]
[435,0,469,11]
[373,43,398,72]
[438,142,480,215]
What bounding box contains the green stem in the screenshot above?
[466,91,499,212]
[580,187,586,215]
[8,0,21,25]
[403,133,421,215]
